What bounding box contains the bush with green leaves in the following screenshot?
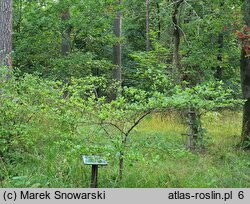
[61,77,243,179]
[125,49,171,94]
[0,68,62,161]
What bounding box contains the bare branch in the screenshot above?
[125,111,151,137]
[103,122,127,136]
[167,0,184,9]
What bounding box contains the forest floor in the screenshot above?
[1,111,250,188]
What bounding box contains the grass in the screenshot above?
[1,111,250,188]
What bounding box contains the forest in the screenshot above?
[0,0,250,188]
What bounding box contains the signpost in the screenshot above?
[82,155,108,188]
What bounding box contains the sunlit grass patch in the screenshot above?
[138,111,186,133]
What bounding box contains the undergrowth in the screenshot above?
[1,111,249,188]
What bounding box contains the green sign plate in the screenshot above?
[82,155,108,165]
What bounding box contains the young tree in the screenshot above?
[0,0,13,67]
[240,0,250,148]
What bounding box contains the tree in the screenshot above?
[215,32,224,80]
[172,0,184,82]
[60,6,71,56]
[156,1,161,40]
[0,0,13,67]
[146,0,150,51]
[214,2,225,81]
[240,0,250,148]
[112,0,122,100]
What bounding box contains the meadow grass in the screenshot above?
[1,111,250,188]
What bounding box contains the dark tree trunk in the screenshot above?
[241,0,250,148]
[146,0,150,51]
[111,0,122,100]
[172,0,183,82]
[215,33,224,80]
[61,8,71,55]
[16,0,23,33]
[0,0,13,67]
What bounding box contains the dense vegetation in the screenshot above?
[0,0,250,187]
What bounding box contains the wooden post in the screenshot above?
[91,165,98,188]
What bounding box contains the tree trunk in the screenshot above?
[214,2,225,80]
[119,153,124,180]
[172,0,183,82]
[215,33,223,80]
[0,0,13,67]
[111,0,122,100]
[241,0,250,148]
[61,8,71,55]
[156,2,161,41]
[146,0,150,51]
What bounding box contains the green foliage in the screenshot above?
[1,0,247,187]
[126,50,171,93]
[13,0,114,76]
[0,65,243,183]
[0,68,63,161]
[13,0,60,73]
[50,52,112,80]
